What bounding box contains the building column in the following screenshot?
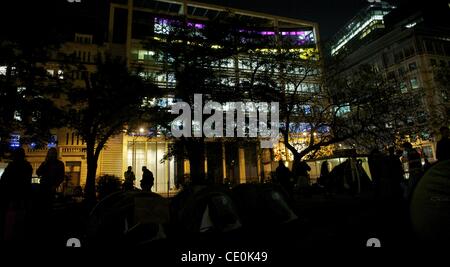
[238,148,246,184]
[222,142,227,182]
[181,0,187,16]
[184,159,190,176]
[166,141,170,195]
[122,134,128,180]
[256,145,262,183]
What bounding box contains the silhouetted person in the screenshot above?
[0,148,33,206]
[36,148,65,209]
[402,142,423,200]
[368,148,385,198]
[319,161,331,196]
[140,166,154,192]
[123,166,136,191]
[436,126,450,161]
[293,158,311,196]
[0,148,32,241]
[387,147,404,200]
[422,157,432,173]
[275,160,292,196]
[319,160,329,185]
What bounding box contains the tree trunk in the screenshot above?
[84,143,99,204]
[282,127,300,159]
[186,139,206,185]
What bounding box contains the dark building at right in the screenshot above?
[328,0,450,161]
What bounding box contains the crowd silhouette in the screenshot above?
[0,127,449,245]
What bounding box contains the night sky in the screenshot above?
[0,0,404,42]
[195,0,400,40]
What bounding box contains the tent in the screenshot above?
[411,160,450,243]
[232,183,298,227]
[327,159,372,195]
[88,191,169,247]
[170,185,242,234]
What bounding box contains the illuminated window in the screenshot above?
[238,59,251,70]
[300,105,311,115]
[300,83,320,93]
[136,50,155,61]
[156,74,166,83]
[336,104,351,117]
[167,73,176,83]
[400,81,408,93]
[220,59,234,68]
[14,111,22,121]
[154,18,171,35]
[286,84,296,93]
[10,134,20,149]
[410,77,419,89]
[156,97,174,108]
[0,66,6,75]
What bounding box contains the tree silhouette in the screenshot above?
[63,58,161,202]
[144,14,267,184]
[0,25,65,157]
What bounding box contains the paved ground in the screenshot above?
[2,191,417,249]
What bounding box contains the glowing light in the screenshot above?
[0,66,6,75]
[332,15,384,55]
[139,128,145,134]
[405,22,417,29]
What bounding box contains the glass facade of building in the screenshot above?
[127,140,175,194]
[331,1,395,56]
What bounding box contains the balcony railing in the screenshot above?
[60,146,87,155]
[27,146,87,156]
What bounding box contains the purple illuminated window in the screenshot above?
[187,22,205,29]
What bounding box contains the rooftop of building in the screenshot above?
[327,0,450,58]
[110,0,319,30]
[328,1,396,56]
